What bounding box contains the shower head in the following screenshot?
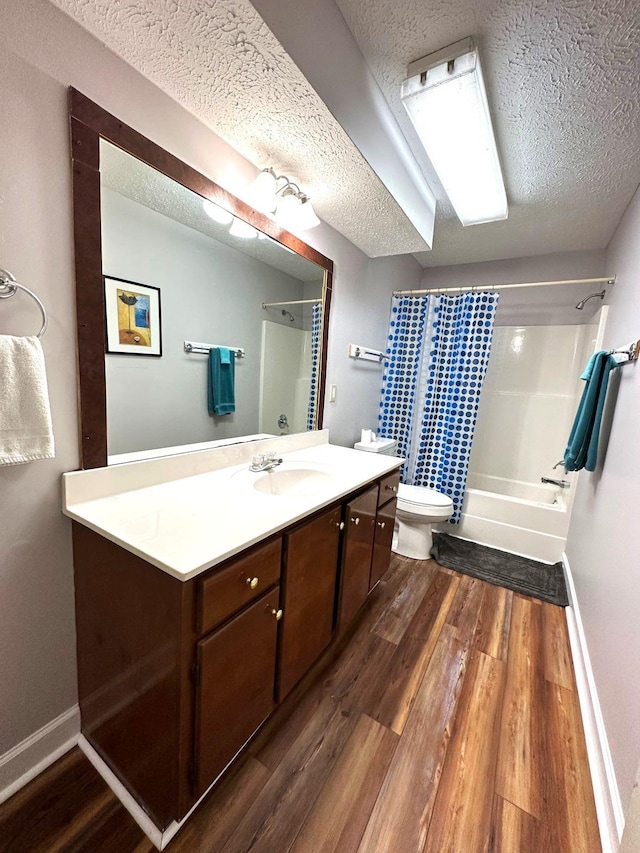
[281,309,295,322]
[575,289,606,310]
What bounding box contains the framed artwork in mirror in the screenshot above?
[104,275,162,356]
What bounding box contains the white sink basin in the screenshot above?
[231,461,336,497]
[253,464,335,496]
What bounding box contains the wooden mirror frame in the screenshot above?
[69,88,333,469]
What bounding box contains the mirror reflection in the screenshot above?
[100,141,326,462]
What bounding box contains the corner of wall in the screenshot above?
[0,705,80,806]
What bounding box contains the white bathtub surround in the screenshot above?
[454,472,571,563]
[470,323,597,487]
[460,323,597,560]
[562,553,624,853]
[62,430,401,580]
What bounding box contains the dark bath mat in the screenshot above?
[430,533,569,607]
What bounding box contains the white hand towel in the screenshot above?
[0,335,55,465]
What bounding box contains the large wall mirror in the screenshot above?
[69,90,333,469]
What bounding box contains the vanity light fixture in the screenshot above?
[248,167,320,231]
[401,37,508,226]
[202,199,234,225]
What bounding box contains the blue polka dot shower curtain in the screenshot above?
[306,302,322,430]
[378,291,499,522]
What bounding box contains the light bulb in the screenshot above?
[202,199,233,225]
[229,217,257,238]
[247,168,278,214]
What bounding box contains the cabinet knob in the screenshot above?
[336,520,345,530]
[377,521,386,529]
[351,516,360,525]
[271,608,283,621]
[386,485,397,493]
[246,577,259,589]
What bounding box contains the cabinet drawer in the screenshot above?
[378,470,400,506]
[197,537,282,635]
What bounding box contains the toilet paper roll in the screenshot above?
[360,429,373,444]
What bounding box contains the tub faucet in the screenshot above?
[249,452,283,472]
[541,477,570,489]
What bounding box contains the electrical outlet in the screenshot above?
[329,384,337,402]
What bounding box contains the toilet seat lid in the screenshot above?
[398,483,453,508]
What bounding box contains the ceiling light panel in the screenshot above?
[401,41,508,227]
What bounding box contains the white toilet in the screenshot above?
[353,436,454,560]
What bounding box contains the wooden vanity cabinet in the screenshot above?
[338,484,379,627]
[277,504,342,701]
[195,586,280,794]
[370,469,400,589]
[193,537,283,795]
[71,468,400,833]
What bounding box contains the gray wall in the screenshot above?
[103,189,307,454]
[565,185,640,810]
[0,0,414,767]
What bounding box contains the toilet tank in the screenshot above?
[353,437,397,456]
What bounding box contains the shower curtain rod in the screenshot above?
[393,276,616,297]
[262,298,321,307]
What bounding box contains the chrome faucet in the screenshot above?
[249,452,283,472]
[541,477,570,489]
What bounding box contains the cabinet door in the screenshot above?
[370,499,397,589]
[195,587,280,795]
[339,485,378,627]
[278,505,342,701]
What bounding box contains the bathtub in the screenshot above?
[444,472,572,564]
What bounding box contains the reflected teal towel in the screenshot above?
[208,347,235,415]
[564,350,617,472]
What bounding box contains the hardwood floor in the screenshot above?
[0,556,601,852]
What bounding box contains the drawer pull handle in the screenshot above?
[386,485,397,492]
[377,521,386,529]
[351,516,360,525]
[272,608,283,621]
[336,520,345,530]
[246,577,259,590]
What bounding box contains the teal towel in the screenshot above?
[564,350,617,472]
[208,347,235,416]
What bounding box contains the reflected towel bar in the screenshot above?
[184,341,245,358]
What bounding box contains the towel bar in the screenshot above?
[0,267,48,338]
[184,341,245,358]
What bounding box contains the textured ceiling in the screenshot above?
[51,0,639,267]
[100,141,325,282]
[50,0,425,258]
[336,0,640,266]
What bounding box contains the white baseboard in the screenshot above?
[0,705,80,806]
[78,736,165,849]
[562,552,624,852]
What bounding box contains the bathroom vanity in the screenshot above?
[63,431,400,844]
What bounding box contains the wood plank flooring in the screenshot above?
[0,556,601,852]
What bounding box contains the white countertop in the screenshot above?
[63,431,402,581]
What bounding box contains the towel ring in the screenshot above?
[0,267,48,338]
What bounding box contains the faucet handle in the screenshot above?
[252,453,265,467]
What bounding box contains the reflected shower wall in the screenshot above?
[259,320,313,435]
